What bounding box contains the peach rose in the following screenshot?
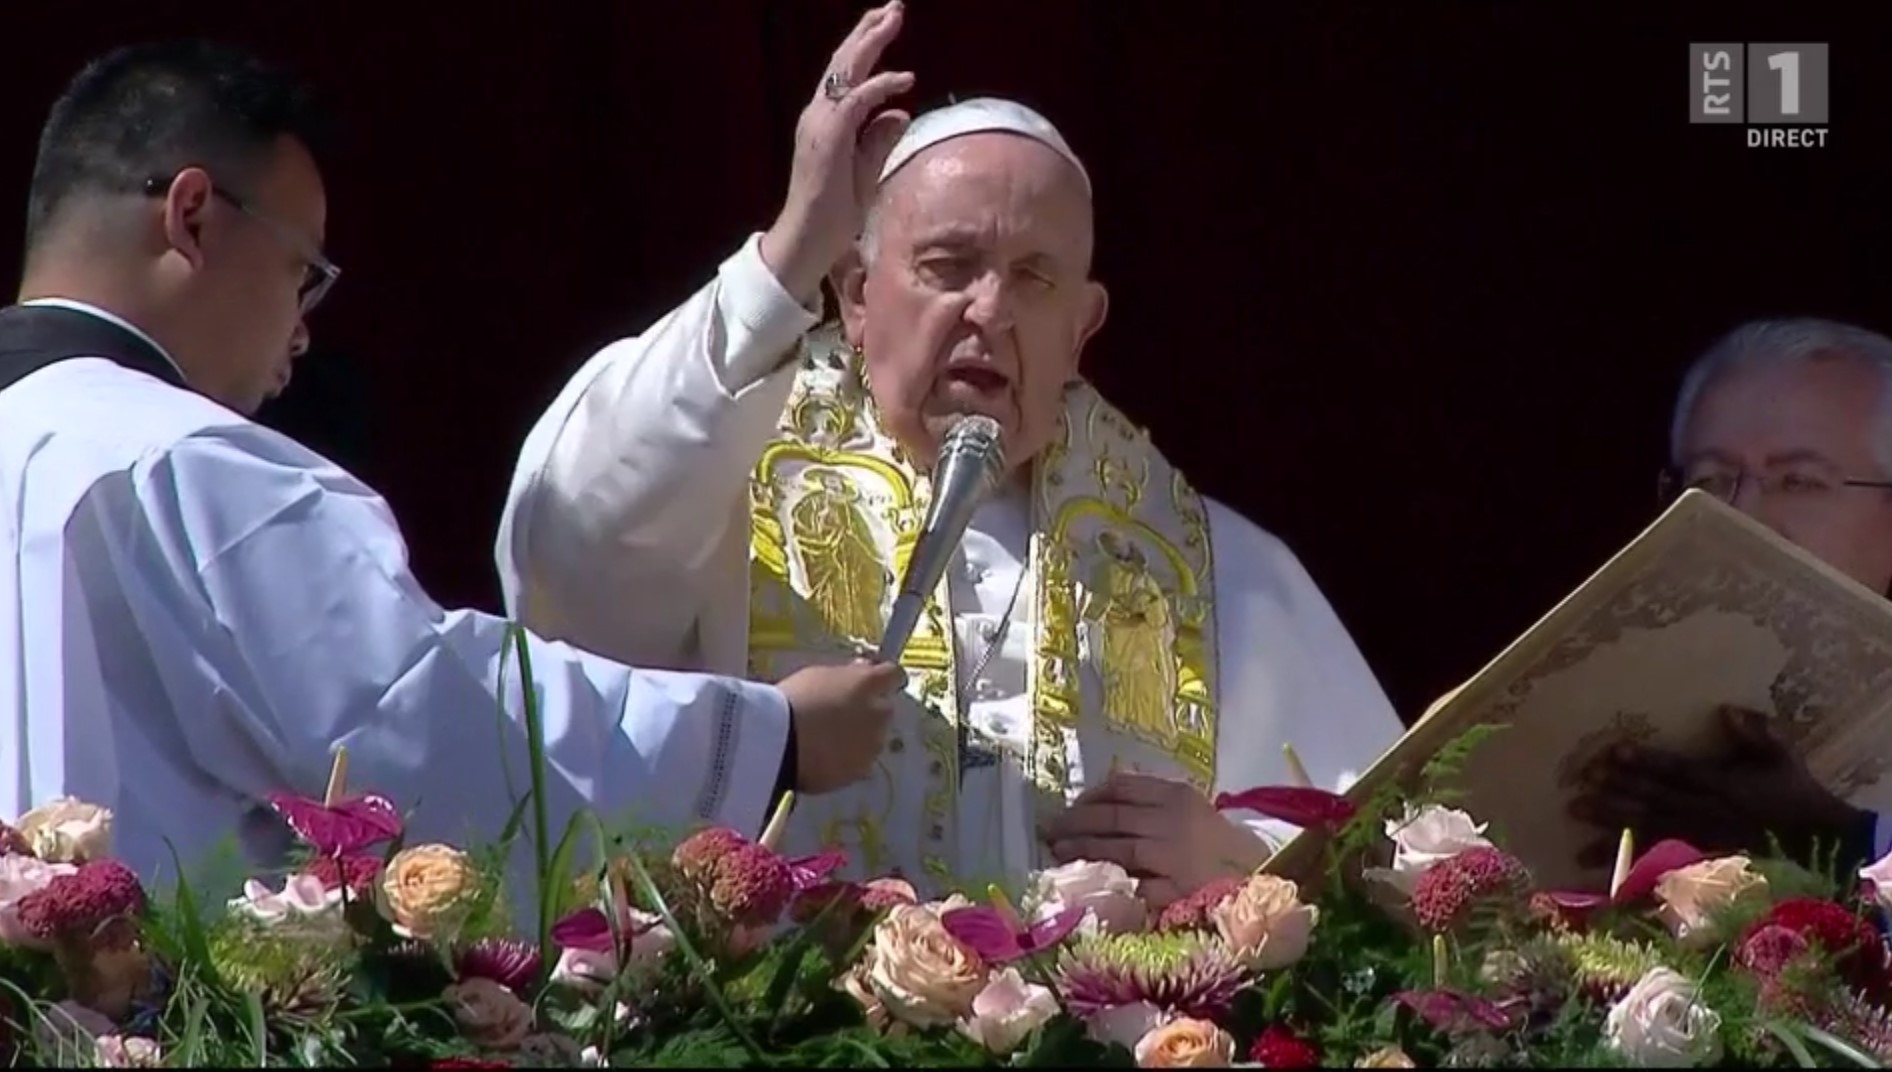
[958,967,1059,1054]
[838,962,897,1035]
[1210,873,1317,970]
[15,798,113,865]
[1653,856,1768,949]
[0,854,77,948]
[378,844,480,940]
[444,977,532,1050]
[1357,1045,1417,1068]
[1028,860,1148,936]
[1133,1017,1236,1068]
[861,900,989,1029]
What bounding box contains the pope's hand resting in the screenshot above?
[1039,771,1271,910]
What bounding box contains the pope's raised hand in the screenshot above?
[759,1,915,304]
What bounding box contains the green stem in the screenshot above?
[509,623,557,990]
[619,851,768,1062]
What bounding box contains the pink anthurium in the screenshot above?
[942,904,1087,964]
[786,850,846,891]
[264,792,403,859]
[1213,786,1357,827]
[550,905,658,954]
[1392,989,1515,1033]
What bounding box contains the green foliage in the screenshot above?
[9,652,1892,1068]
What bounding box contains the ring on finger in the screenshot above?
[822,71,852,101]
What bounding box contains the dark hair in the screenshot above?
[24,39,327,250]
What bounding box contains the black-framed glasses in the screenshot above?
[1656,465,1892,506]
[141,175,340,314]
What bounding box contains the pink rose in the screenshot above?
[1133,1017,1236,1067]
[957,968,1059,1054]
[1087,1001,1167,1050]
[0,854,77,949]
[1209,874,1317,970]
[228,873,349,941]
[1028,860,1148,936]
[94,1035,163,1068]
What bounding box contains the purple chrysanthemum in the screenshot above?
[1056,931,1246,1021]
[456,936,542,993]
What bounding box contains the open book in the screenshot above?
[1264,489,1892,891]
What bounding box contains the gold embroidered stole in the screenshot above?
[744,333,1220,893]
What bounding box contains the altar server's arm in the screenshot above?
[1206,502,1404,850]
[495,234,819,667]
[125,428,794,847]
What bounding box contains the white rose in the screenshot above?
[1604,967,1723,1068]
[15,797,113,864]
[958,968,1060,1055]
[1028,860,1148,936]
[1373,804,1493,896]
[0,854,77,949]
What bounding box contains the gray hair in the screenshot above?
[1669,316,1892,474]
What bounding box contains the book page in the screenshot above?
[1265,490,1892,892]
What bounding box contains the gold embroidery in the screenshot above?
[744,331,1221,895]
[1083,533,1181,749]
[789,470,890,645]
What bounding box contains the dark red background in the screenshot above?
[5,2,1890,721]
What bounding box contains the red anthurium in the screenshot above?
[1610,839,1708,904]
[1213,786,1357,827]
[787,850,846,891]
[265,792,403,859]
[942,905,1087,964]
[1539,838,1708,915]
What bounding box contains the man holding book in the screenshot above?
[1572,317,1892,872]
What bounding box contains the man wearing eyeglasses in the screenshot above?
[1572,317,1892,875]
[0,42,904,892]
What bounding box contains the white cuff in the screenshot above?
[698,678,793,838]
[716,233,825,390]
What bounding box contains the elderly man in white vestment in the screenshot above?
[0,40,902,888]
[497,3,1403,906]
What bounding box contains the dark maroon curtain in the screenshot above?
[4,1,1889,719]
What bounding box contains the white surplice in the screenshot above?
[0,300,791,889]
[496,235,1407,886]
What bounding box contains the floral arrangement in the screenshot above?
[5,701,1892,1067]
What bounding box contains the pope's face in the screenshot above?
[1676,351,1892,594]
[837,133,1108,474]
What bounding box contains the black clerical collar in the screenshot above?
[0,302,188,394]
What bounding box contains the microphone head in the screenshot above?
[939,414,1006,491]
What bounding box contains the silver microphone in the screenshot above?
[876,415,1007,662]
